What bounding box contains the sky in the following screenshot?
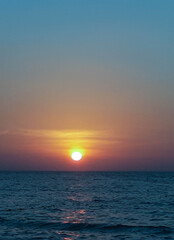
[0,0,174,171]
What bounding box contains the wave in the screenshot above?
[59,223,173,234]
[1,218,173,234]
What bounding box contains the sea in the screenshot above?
[0,172,174,239]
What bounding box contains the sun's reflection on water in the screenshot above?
[63,209,86,224]
[56,210,87,239]
[56,231,80,240]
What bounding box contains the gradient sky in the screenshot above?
[0,0,174,170]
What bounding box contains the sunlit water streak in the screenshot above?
[0,172,174,239]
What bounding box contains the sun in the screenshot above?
[71,151,82,161]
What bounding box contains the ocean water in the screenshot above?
[0,172,174,239]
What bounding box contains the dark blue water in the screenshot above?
[0,172,174,239]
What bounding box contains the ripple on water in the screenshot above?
[0,172,174,239]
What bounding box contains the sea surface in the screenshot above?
[0,172,174,239]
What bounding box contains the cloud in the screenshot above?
[0,128,110,144]
[0,128,147,145]
[0,128,112,155]
[0,130,12,136]
[3,128,101,139]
